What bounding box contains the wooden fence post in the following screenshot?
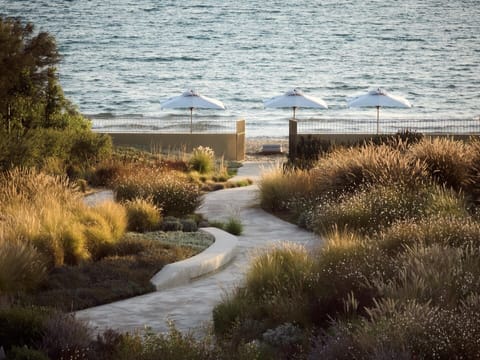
[289,119,297,160]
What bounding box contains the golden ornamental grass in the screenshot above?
[407,137,472,191]
[0,168,127,272]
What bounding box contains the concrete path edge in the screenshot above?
[150,227,238,290]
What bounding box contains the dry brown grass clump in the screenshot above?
[114,167,202,216]
[310,143,427,197]
[407,137,471,191]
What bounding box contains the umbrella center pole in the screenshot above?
[376,106,380,134]
[293,106,297,121]
[190,107,193,134]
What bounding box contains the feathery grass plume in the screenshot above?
[374,244,480,309]
[258,164,313,211]
[375,214,480,256]
[61,222,90,265]
[0,237,46,294]
[114,168,201,216]
[465,137,480,202]
[93,201,127,241]
[214,243,318,335]
[125,197,162,232]
[80,202,127,260]
[309,143,428,199]
[0,168,92,267]
[245,242,315,299]
[189,146,215,174]
[408,137,471,191]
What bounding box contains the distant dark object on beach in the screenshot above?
[260,144,284,155]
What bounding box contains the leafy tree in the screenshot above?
[0,17,112,172]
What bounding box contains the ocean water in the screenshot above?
[2,0,480,136]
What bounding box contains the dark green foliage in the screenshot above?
[287,135,332,170]
[7,347,49,360]
[0,17,112,172]
[162,216,183,232]
[224,217,243,235]
[40,312,92,360]
[361,130,424,147]
[0,18,59,131]
[69,130,112,167]
[0,306,51,351]
[180,218,198,232]
[88,161,124,187]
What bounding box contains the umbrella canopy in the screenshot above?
[347,88,412,133]
[161,89,226,133]
[264,88,328,120]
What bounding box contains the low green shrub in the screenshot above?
[162,216,183,232]
[0,306,52,351]
[8,346,49,360]
[125,198,162,232]
[40,312,92,360]
[311,297,480,359]
[287,135,333,170]
[180,218,198,232]
[113,322,219,360]
[89,160,125,187]
[313,183,467,236]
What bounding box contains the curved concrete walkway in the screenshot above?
[75,161,322,335]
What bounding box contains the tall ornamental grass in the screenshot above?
[114,168,202,216]
[466,138,480,201]
[259,165,314,212]
[124,197,163,232]
[0,168,127,280]
[189,146,215,174]
[0,238,46,294]
[408,137,471,191]
[310,143,428,198]
[375,214,480,255]
[224,137,480,357]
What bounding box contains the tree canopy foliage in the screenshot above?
[0,17,111,172]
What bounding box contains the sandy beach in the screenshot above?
[244,136,289,161]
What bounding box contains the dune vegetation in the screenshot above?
[212,135,480,359]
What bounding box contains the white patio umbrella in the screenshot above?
[161,89,226,133]
[347,88,412,134]
[263,88,328,120]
